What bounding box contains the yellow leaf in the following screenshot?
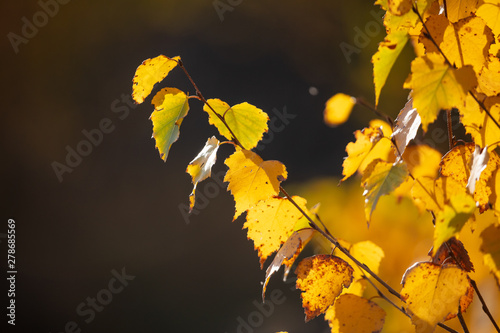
[372,31,409,107]
[440,143,500,212]
[224,149,287,220]
[401,262,470,333]
[361,159,408,222]
[186,136,220,212]
[404,53,477,132]
[462,95,500,147]
[421,15,492,72]
[150,87,190,162]
[335,240,385,296]
[433,192,476,254]
[361,120,395,172]
[384,0,436,33]
[132,55,180,104]
[203,99,269,150]
[388,0,412,16]
[477,0,500,36]
[324,93,356,127]
[295,255,353,322]
[489,168,500,220]
[403,145,442,179]
[262,228,315,300]
[480,223,500,285]
[325,294,386,333]
[245,196,308,267]
[477,54,500,96]
[411,176,466,213]
[342,127,384,182]
[446,0,479,23]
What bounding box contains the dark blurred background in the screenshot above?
[1,1,413,332]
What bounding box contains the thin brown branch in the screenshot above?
[355,97,394,128]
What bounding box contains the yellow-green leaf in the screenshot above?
[245,196,308,267]
[401,262,471,333]
[295,254,353,322]
[132,55,180,104]
[150,87,189,161]
[325,294,386,333]
[372,31,409,107]
[324,93,356,127]
[433,193,476,254]
[361,159,408,222]
[224,149,287,220]
[480,223,500,285]
[404,53,477,132]
[203,99,269,150]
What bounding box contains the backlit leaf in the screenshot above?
[203,99,269,150]
[461,95,500,147]
[262,228,315,301]
[403,145,442,179]
[245,196,308,267]
[325,294,385,333]
[186,136,220,212]
[411,176,466,213]
[440,143,500,212]
[324,93,356,127]
[433,193,476,254]
[403,53,477,132]
[384,0,435,33]
[224,149,287,220]
[446,0,479,23]
[421,15,492,72]
[132,55,180,104]
[401,262,471,333]
[373,31,409,107]
[480,223,500,284]
[388,0,412,15]
[477,55,500,96]
[295,255,353,322]
[391,98,421,158]
[361,159,408,222]
[150,87,189,161]
[477,0,500,36]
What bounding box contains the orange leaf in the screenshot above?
[295,255,353,322]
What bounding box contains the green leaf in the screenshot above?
[372,31,409,107]
[433,193,476,254]
[150,87,190,161]
[361,159,408,222]
[203,99,269,150]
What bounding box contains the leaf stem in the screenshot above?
[446,109,454,150]
[356,97,394,128]
[176,59,243,148]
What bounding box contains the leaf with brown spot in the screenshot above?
[401,262,471,333]
[224,149,287,220]
[245,196,308,268]
[431,237,475,272]
[295,255,353,322]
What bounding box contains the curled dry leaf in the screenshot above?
[186,136,220,212]
[391,97,421,159]
[262,228,315,301]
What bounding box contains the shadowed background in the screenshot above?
[1,1,416,332]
